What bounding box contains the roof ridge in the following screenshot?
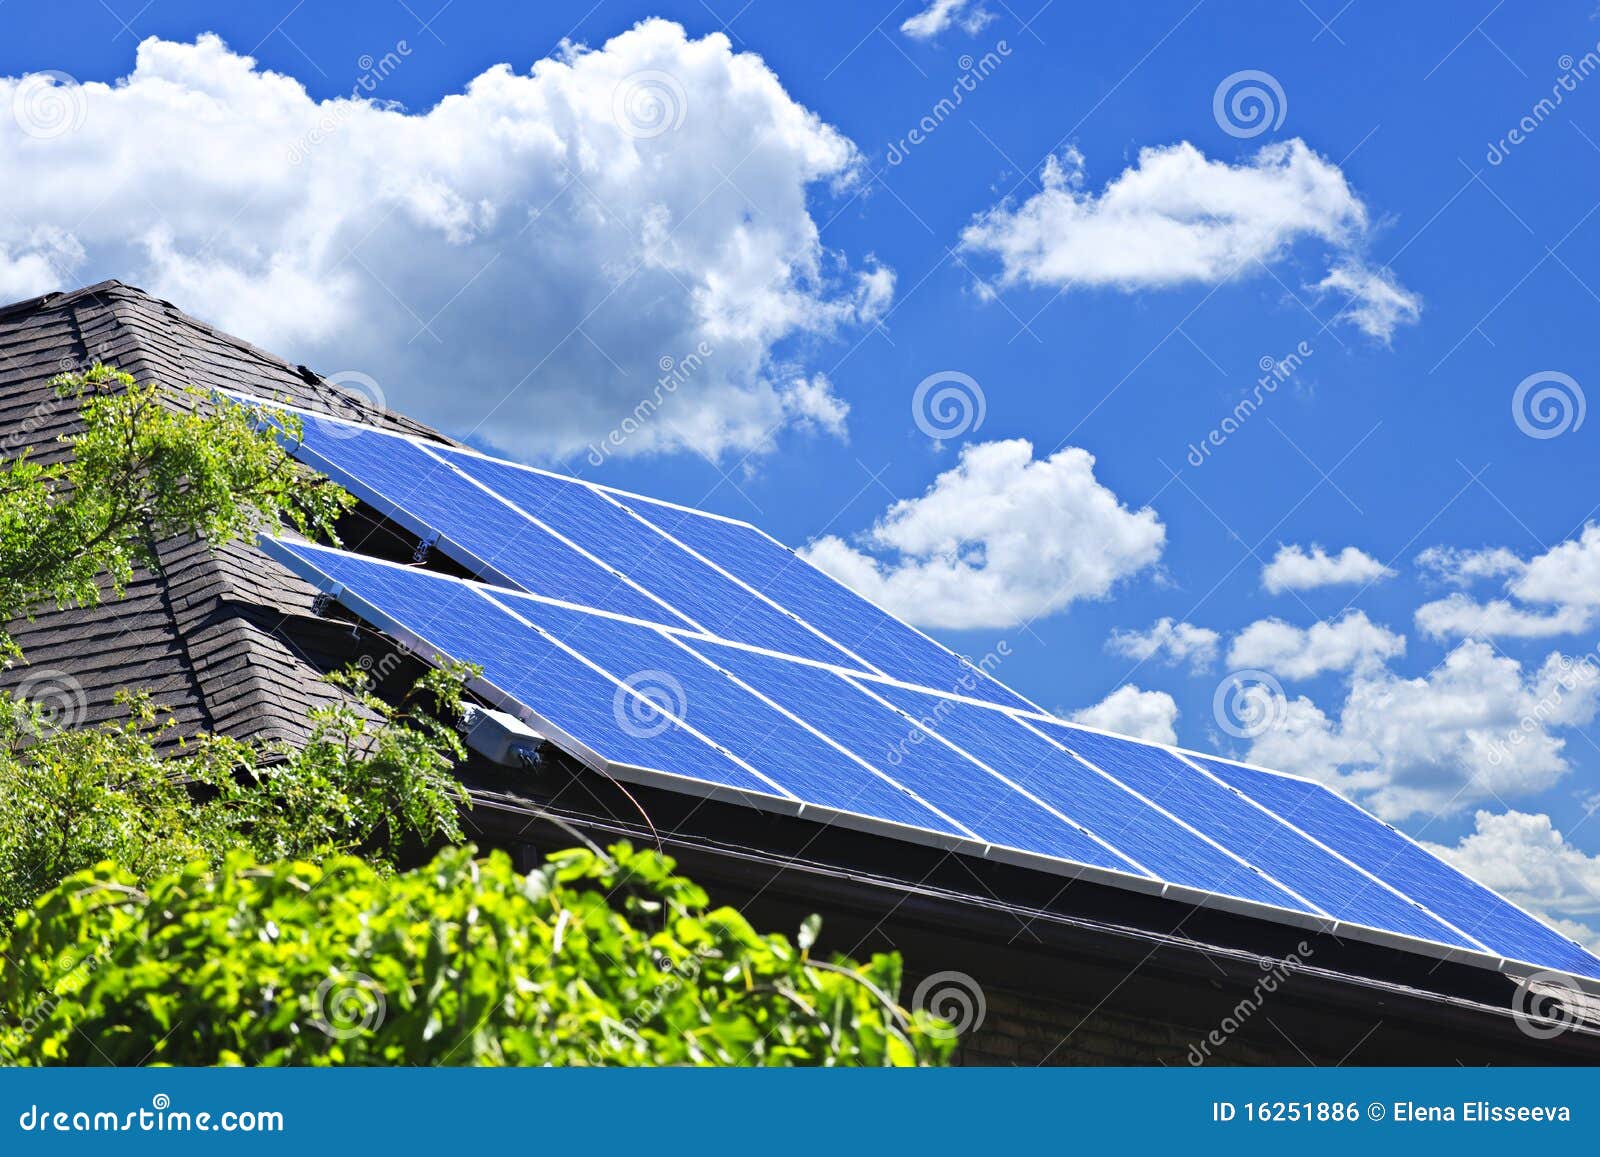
[0,280,455,445]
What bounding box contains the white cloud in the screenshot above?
[1261,544,1393,593]
[1426,810,1600,950]
[900,0,996,39]
[1070,685,1179,746]
[0,26,887,463]
[800,439,1165,630]
[1415,594,1592,640]
[1316,260,1421,343]
[1227,610,1405,680]
[959,139,1418,340]
[1245,642,1600,821]
[775,373,850,438]
[1415,545,1526,587]
[1107,617,1220,672]
[1412,526,1600,640]
[1513,523,1600,607]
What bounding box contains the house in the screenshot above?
[3,280,1598,1065]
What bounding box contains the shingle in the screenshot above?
[0,280,441,749]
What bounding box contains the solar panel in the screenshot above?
[612,491,1040,712]
[1036,724,1476,948]
[1192,755,1600,979]
[240,394,1600,984]
[254,400,1033,710]
[264,537,1600,983]
[436,448,870,671]
[861,681,1308,912]
[278,421,696,627]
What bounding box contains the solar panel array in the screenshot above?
[246,396,1600,982]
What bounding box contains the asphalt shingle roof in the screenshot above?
[0,280,445,747]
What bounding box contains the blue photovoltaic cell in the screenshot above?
[266,532,1600,979]
[269,541,772,798]
[613,493,1038,713]
[683,637,1145,876]
[484,590,961,833]
[285,423,691,629]
[440,449,868,670]
[1038,723,1475,947]
[1194,756,1600,979]
[866,684,1307,912]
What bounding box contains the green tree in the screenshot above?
[0,363,959,1065]
[0,364,461,922]
[0,364,350,663]
[0,667,470,925]
[0,843,955,1066]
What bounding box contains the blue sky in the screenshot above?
[5,0,1600,942]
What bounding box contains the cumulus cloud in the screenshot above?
[1426,810,1600,950]
[775,374,850,438]
[1413,525,1600,641]
[959,140,1418,341]
[799,439,1165,630]
[1106,617,1220,672]
[1227,611,1405,680]
[1514,523,1600,607]
[1415,594,1592,641]
[0,25,888,463]
[1415,545,1526,587]
[1315,260,1421,343]
[1069,685,1179,746]
[1261,544,1393,593]
[1245,642,1600,821]
[900,0,996,39]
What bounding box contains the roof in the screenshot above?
[3,281,1598,1064]
[0,280,443,746]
